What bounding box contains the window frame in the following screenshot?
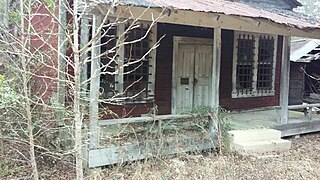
[232,31,278,98]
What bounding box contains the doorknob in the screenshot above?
[194,78,198,84]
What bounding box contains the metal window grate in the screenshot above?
[124,23,150,99]
[257,35,274,92]
[236,34,255,95]
[100,21,117,98]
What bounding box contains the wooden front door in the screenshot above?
[173,37,213,113]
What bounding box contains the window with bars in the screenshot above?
[257,36,274,92]
[100,22,117,98]
[232,32,277,98]
[236,34,255,94]
[124,24,150,99]
[89,20,155,102]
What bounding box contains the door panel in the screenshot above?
[194,45,213,107]
[176,44,195,113]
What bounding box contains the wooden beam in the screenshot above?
[279,36,291,124]
[110,6,320,39]
[89,13,102,149]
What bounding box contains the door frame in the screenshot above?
[172,36,213,114]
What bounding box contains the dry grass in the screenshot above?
[88,133,320,180]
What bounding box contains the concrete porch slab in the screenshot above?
[226,109,320,137]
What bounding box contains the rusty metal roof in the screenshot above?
[106,0,320,29]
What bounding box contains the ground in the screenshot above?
[96,132,320,180]
[1,133,320,179]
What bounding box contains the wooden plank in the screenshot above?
[279,36,291,124]
[273,121,320,137]
[88,135,215,167]
[98,114,206,126]
[89,13,102,149]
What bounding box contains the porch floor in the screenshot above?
[227,109,320,136]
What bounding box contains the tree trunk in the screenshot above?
[20,0,39,179]
[73,0,84,179]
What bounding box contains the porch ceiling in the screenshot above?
[94,0,320,38]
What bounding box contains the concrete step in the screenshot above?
[234,139,291,153]
[228,129,281,143]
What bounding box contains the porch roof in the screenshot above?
[290,39,320,63]
[103,0,319,30]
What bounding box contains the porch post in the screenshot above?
[80,16,89,97]
[279,36,291,124]
[209,27,221,138]
[211,27,221,112]
[89,13,102,149]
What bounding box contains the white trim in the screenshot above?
[148,23,157,98]
[232,31,278,98]
[172,36,213,114]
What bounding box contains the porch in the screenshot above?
[228,108,320,137]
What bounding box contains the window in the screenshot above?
[98,21,156,102]
[232,32,277,98]
[124,24,150,99]
[100,21,117,98]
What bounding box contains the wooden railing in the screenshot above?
[276,103,320,123]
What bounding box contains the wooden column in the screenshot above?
[211,27,221,112]
[89,14,101,149]
[57,0,67,126]
[209,27,221,138]
[80,16,89,97]
[115,23,125,94]
[279,36,291,124]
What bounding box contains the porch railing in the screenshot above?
[87,114,217,168]
[276,103,320,123]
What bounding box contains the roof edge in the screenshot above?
[284,0,302,8]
